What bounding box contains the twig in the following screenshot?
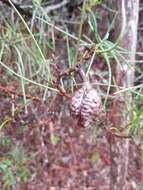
[105,127,132,139]
[0,84,41,101]
[52,45,98,98]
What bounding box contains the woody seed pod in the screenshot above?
[70,69,102,127]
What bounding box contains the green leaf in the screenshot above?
[2,159,13,166]
[88,12,98,33]
[0,159,12,172]
[0,163,8,172]
[2,169,16,188]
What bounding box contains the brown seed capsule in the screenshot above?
[70,82,102,127]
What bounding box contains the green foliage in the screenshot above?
[0,145,31,189]
[0,137,11,148]
[2,167,16,190]
[32,0,42,6]
[129,97,143,136]
[0,159,16,190]
[0,159,13,172]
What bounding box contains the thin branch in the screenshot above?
[0,84,41,101]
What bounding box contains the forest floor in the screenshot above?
[0,82,142,189]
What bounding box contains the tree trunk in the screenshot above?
[110,0,139,189]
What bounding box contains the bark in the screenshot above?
[110,0,139,189]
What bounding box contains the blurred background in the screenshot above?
[0,0,143,189]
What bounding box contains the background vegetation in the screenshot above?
[0,0,142,189]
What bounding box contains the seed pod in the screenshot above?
[70,81,102,127]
